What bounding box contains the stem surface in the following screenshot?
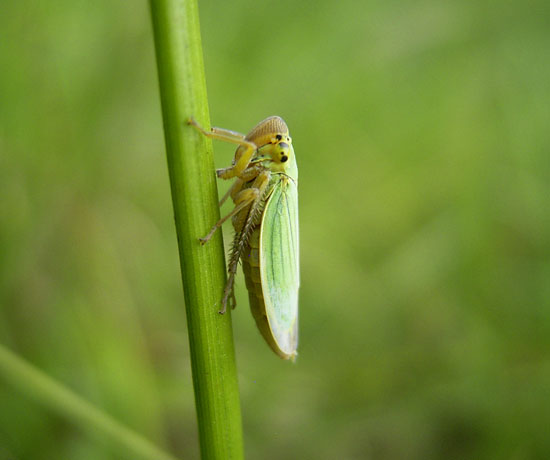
[149,1,244,459]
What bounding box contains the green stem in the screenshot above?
[0,344,178,460]
[149,1,243,459]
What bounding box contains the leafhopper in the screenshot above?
[189,116,299,360]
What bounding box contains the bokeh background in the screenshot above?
[2,0,550,459]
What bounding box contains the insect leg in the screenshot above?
[188,117,247,143]
[219,179,243,207]
[220,164,265,206]
[220,171,271,313]
[188,118,257,179]
[202,163,266,243]
[215,143,257,180]
[199,197,252,245]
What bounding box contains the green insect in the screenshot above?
[189,116,299,360]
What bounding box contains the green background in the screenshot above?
[2,0,550,458]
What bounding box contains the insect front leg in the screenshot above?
[188,117,247,144]
[215,143,258,180]
[188,117,258,179]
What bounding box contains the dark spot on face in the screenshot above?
[281,155,288,162]
[276,134,282,141]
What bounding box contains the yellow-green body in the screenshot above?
[189,116,299,360]
[242,173,299,359]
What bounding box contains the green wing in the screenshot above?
[259,175,299,357]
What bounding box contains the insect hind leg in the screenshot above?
[199,188,259,245]
[219,171,271,313]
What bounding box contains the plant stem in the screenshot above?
[149,1,244,459]
[0,344,178,460]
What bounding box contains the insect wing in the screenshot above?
[260,177,299,357]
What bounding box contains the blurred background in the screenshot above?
[1,0,550,458]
